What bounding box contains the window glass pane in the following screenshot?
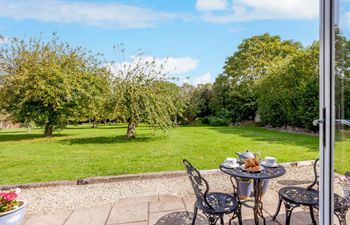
[334,0,350,223]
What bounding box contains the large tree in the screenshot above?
[110,52,176,138]
[257,42,319,130]
[0,34,109,136]
[211,33,301,123]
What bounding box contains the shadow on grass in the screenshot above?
[208,126,319,152]
[0,133,69,142]
[65,125,128,130]
[60,134,165,145]
[0,130,28,134]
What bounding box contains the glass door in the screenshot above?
[320,0,350,224]
[334,0,350,224]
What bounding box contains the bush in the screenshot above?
[207,109,232,126]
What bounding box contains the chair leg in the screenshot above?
[192,205,198,225]
[284,202,296,225]
[237,206,243,225]
[272,197,282,220]
[336,210,348,225]
[220,216,224,225]
[309,206,316,225]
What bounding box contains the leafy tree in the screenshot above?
[211,33,301,123]
[110,52,176,138]
[0,34,108,136]
[178,83,213,124]
[335,30,350,122]
[257,42,319,130]
[178,83,197,124]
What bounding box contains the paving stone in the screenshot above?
[261,191,281,216]
[117,195,158,204]
[107,200,148,224]
[150,210,207,225]
[182,196,196,212]
[273,207,317,225]
[150,195,185,213]
[64,205,111,225]
[111,222,148,225]
[24,209,72,225]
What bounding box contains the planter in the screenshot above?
[260,179,270,196]
[237,179,253,200]
[0,201,26,225]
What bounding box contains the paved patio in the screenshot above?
[23,191,335,225]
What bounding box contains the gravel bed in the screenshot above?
[16,164,344,214]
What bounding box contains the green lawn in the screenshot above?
[0,124,348,185]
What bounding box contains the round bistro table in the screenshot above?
[220,163,286,225]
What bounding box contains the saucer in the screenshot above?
[222,162,240,169]
[261,161,279,168]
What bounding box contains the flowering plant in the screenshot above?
[0,190,19,212]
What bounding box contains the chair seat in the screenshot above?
[279,187,319,206]
[197,192,238,215]
[334,194,349,211]
[314,193,349,212]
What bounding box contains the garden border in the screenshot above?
[0,160,314,190]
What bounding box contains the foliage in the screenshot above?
[178,83,213,125]
[110,51,176,138]
[0,34,109,136]
[211,33,302,123]
[335,30,350,122]
[0,190,18,212]
[257,43,319,130]
[207,108,231,126]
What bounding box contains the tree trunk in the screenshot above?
[27,122,32,133]
[91,117,97,128]
[44,123,53,137]
[126,121,136,138]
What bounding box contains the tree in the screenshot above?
[257,42,319,130]
[211,33,301,123]
[0,34,108,136]
[110,52,176,138]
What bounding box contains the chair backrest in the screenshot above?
[183,159,213,210]
[307,158,320,190]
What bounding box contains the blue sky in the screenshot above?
[0,0,321,85]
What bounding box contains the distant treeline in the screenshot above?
[1,33,349,137]
[179,33,350,132]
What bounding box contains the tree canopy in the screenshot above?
[110,52,177,138]
[0,34,110,136]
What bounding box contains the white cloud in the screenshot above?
[192,73,212,86]
[198,0,319,23]
[106,56,199,77]
[196,0,228,11]
[162,57,199,74]
[0,0,189,29]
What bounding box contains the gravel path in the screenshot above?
[16,164,344,214]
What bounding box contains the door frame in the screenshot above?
[319,0,335,224]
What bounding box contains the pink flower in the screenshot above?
[0,192,16,202]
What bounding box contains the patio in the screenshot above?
[24,192,326,225]
[19,161,349,225]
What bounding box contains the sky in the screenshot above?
[0,0,323,85]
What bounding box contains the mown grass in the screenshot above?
[0,124,348,185]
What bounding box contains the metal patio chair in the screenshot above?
[272,158,349,225]
[183,159,243,225]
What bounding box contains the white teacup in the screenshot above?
[265,156,277,165]
[225,157,237,166]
